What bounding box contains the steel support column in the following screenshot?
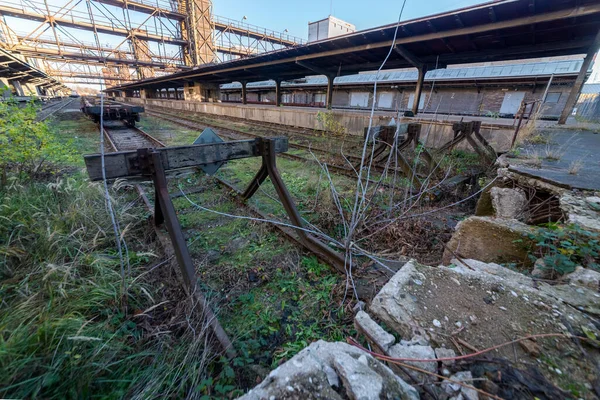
[326,75,334,109]
[241,80,247,104]
[412,65,427,116]
[275,79,282,107]
[558,29,600,124]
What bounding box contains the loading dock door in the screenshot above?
[377,92,394,109]
[499,91,525,114]
[407,93,426,110]
[350,92,370,107]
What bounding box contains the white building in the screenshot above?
[308,16,355,43]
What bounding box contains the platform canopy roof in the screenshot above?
[108,0,600,91]
[0,48,67,90]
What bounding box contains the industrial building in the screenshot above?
[217,58,584,119]
[107,0,600,127]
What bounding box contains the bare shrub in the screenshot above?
[568,160,583,175]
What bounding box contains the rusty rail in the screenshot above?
[99,121,237,358]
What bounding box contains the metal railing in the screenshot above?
[212,14,304,45]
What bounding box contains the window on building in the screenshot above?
[545,92,561,103]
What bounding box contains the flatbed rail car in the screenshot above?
[81,97,144,127]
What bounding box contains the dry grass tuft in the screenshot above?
[514,105,547,147]
[543,145,564,161]
[568,160,583,175]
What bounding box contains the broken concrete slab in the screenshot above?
[434,347,456,367]
[442,216,535,266]
[367,258,599,389]
[369,260,427,340]
[238,340,419,400]
[490,187,528,220]
[332,351,384,400]
[560,193,600,233]
[444,371,478,400]
[563,266,600,290]
[450,258,600,316]
[538,283,600,316]
[354,310,396,352]
[387,343,436,382]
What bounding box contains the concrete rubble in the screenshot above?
[560,194,600,233]
[563,266,600,290]
[441,216,534,266]
[490,187,528,220]
[239,258,600,399]
[239,340,419,400]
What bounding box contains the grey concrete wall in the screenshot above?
[121,97,515,152]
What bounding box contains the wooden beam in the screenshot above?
[84,138,288,181]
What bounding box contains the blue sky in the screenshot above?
[213,0,483,39]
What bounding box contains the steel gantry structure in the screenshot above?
[0,0,304,87]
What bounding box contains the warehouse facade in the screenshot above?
[217,58,585,119]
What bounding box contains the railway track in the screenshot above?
[95,116,354,276]
[102,120,165,151]
[38,97,76,121]
[96,117,326,256]
[144,108,397,183]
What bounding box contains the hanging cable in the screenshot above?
[98,81,128,291]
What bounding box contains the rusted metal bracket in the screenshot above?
[437,121,496,162]
[241,138,347,274]
[84,135,347,355]
[136,148,236,358]
[358,123,432,190]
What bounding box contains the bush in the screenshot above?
[0,92,75,185]
[316,110,346,137]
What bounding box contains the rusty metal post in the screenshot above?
[511,105,526,149]
[242,163,268,199]
[137,148,236,358]
[241,138,347,273]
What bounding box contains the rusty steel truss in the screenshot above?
[0,0,304,86]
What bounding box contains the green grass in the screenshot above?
[223,256,354,369]
[0,174,219,399]
[0,108,223,398]
[49,115,100,163]
[137,115,200,146]
[170,170,356,375]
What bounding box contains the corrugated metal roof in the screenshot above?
[220,59,584,90]
[581,83,600,94]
